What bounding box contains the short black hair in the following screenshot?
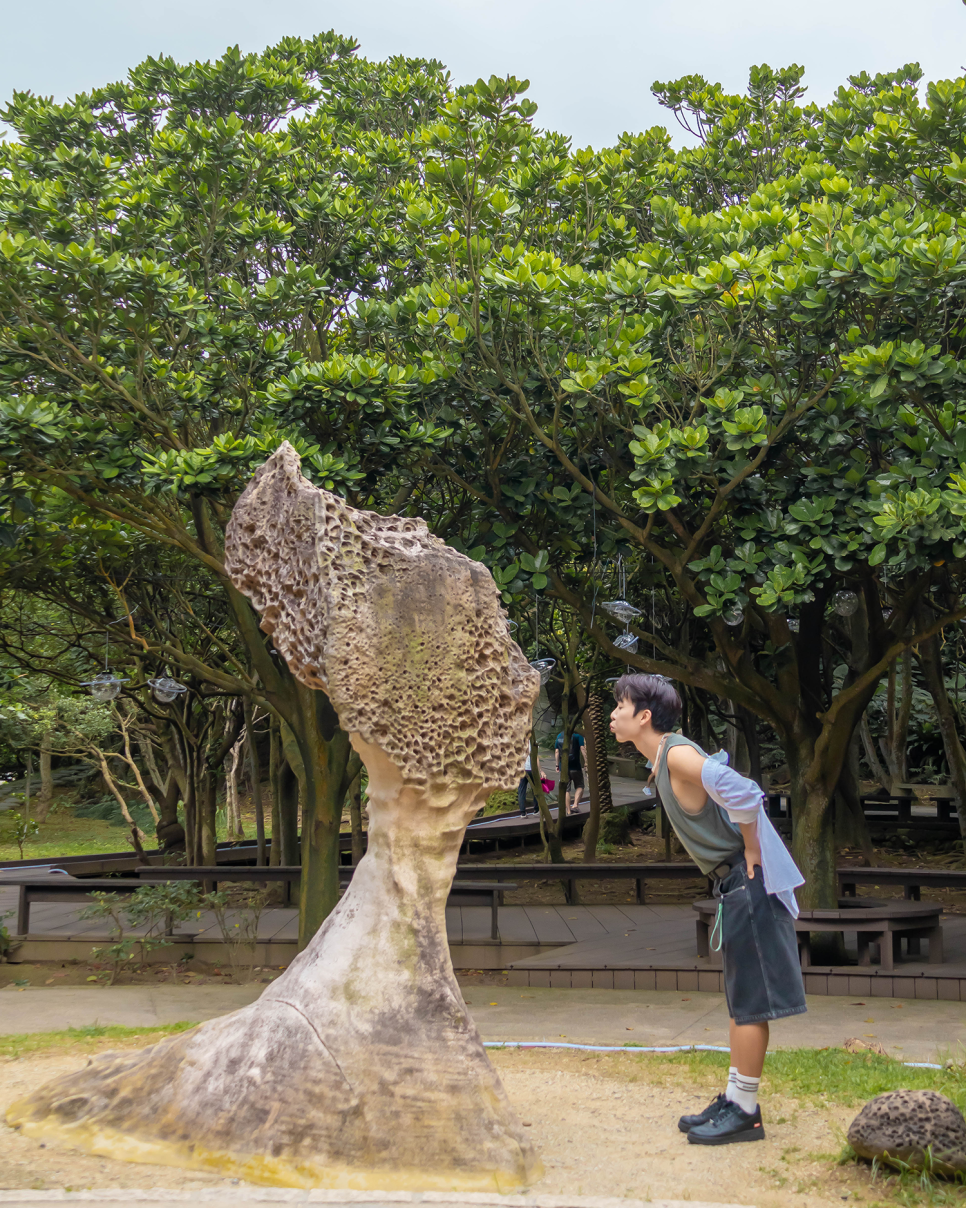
[613,673,682,734]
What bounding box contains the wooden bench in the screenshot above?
[693,898,944,972]
[446,882,517,941]
[13,871,515,942]
[860,783,961,825]
[454,861,711,904]
[132,867,513,942]
[13,876,169,936]
[136,860,713,906]
[839,866,966,901]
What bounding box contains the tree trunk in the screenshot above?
[275,719,303,866]
[269,718,282,864]
[155,723,187,853]
[529,732,564,864]
[791,708,869,911]
[294,682,352,949]
[244,697,267,867]
[152,772,185,853]
[859,713,890,793]
[581,688,613,862]
[226,738,245,842]
[183,775,198,867]
[34,733,53,823]
[917,620,966,845]
[86,746,149,846]
[280,766,301,868]
[23,751,32,822]
[348,771,364,865]
[724,700,751,776]
[833,730,873,864]
[198,767,218,867]
[791,774,837,911]
[881,651,912,783]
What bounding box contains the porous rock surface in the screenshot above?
[848,1089,966,1175]
[6,443,542,1191]
[225,440,536,790]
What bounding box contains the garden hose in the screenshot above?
[482,1041,942,1069]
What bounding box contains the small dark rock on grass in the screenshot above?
[848,1088,966,1177]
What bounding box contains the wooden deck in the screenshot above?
[505,906,966,1001]
[5,875,965,1001]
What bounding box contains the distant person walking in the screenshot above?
[555,728,587,815]
[518,751,533,815]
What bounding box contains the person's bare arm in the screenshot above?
[736,819,761,878]
[665,745,760,879]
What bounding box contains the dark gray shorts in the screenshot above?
[715,854,807,1026]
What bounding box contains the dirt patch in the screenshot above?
[0,1040,885,1204]
[491,1048,885,1207]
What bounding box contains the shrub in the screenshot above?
[203,887,271,983]
[82,881,202,983]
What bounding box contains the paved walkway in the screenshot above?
[1,981,962,1063]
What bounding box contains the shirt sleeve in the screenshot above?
[701,757,805,914]
[700,759,764,822]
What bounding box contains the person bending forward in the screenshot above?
[610,673,806,1146]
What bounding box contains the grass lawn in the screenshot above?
[0,798,274,863]
[0,1021,199,1061]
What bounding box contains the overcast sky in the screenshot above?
[0,0,962,147]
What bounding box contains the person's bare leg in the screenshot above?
[729,1018,768,1078]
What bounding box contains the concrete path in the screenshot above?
[1,982,961,1063]
[0,984,262,1033]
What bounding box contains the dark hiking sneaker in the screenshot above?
[687,1100,765,1145]
[677,1092,727,1133]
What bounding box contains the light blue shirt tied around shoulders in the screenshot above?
[700,758,805,919]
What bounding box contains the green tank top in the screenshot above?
[654,734,743,875]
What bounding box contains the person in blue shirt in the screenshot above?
[554,729,587,815]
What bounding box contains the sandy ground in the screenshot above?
[0,1044,881,1207]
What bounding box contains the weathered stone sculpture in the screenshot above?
[6,442,542,1191]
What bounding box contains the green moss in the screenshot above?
[481,790,517,816]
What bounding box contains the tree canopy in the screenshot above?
[3,35,966,915]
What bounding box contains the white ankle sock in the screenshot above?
[725,1066,737,1097]
[726,1072,760,1115]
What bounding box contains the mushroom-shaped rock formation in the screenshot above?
[6,442,542,1191]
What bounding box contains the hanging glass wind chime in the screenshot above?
[602,555,641,654]
[81,620,130,701]
[147,676,189,704]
